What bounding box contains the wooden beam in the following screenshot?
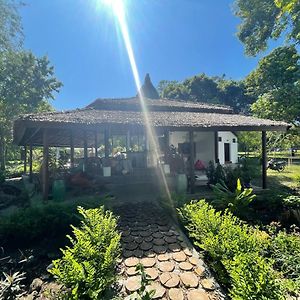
[104,128,109,158]
[214,131,219,163]
[42,129,49,201]
[189,130,195,194]
[70,130,74,168]
[262,131,267,189]
[83,130,88,172]
[23,146,27,174]
[29,144,33,182]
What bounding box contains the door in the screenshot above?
[224,143,230,163]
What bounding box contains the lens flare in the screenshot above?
[106,0,172,202]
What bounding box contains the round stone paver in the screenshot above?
[146,282,166,299]
[153,232,163,238]
[169,288,184,300]
[140,241,153,251]
[187,290,210,300]
[173,251,187,262]
[140,231,152,237]
[153,245,167,254]
[159,272,180,288]
[157,253,170,261]
[123,250,134,258]
[144,236,153,242]
[125,242,138,251]
[126,267,138,276]
[164,236,178,244]
[180,272,199,288]
[145,251,156,258]
[158,261,175,272]
[169,243,181,252]
[132,249,144,258]
[153,238,165,246]
[145,268,159,280]
[124,257,139,267]
[201,278,215,290]
[140,257,156,268]
[195,266,205,276]
[125,275,141,292]
[179,261,194,271]
[183,248,193,257]
[189,257,200,266]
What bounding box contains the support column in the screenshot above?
[70,130,74,168]
[262,131,267,189]
[23,146,27,174]
[214,131,219,163]
[104,128,109,159]
[126,130,130,152]
[83,130,88,172]
[164,130,169,162]
[29,144,33,182]
[94,131,98,157]
[189,130,195,194]
[42,130,49,201]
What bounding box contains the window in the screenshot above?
[233,138,236,143]
[218,137,222,142]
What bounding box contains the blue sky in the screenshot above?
[20,0,278,110]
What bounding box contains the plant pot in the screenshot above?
[103,166,111,177]
[52,179,65,202]
[163,164,170,175]
[176,174,187,193]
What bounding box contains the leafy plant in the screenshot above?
[49,206,121,300]
[0,271,26,300]
[282,195,300,209]
[225,253,284,300]
[131,263,155,300]
[212,178,256,217]
[269,230,300,295]
[206,161,225,185]
[179,199,285,299]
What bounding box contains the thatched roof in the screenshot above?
[13,74,290,147]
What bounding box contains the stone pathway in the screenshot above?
[115,202,225,300]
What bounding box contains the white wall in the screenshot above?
[169,131,215,167]
[218,131,238,164]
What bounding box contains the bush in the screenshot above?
[49,206,121,300]
[225,253,284,300]
[269,230,300,295]
[282,195,300,209]
[179,200,284,299]
[0,197,104,249]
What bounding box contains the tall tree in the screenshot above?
[246,45,300,124]
[0,0,23,51]
[234,0,300,56]
[0,51,62,170]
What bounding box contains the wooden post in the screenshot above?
[94,131,98,157]
[262,131,267,189]
[104,128,109,158]
[23,146,27,174]
[83,130,88,172]
[70,130,74,168]
[189,130,195,194]
[164,130,169,162]
[29,144,33,182]
[42,130,49,201]
[214,131,219,163]
[126,130,130,152]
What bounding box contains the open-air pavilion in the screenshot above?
[13,76,290,200]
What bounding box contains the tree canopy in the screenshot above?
[234,0,300,56]
[0,0,23,51]
[247,46,300,124]
[158,74,254,113]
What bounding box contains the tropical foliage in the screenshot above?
[49,206,121,300]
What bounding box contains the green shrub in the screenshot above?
[0,197,104,249]
[225,253,284,300]
[282,195,300,209]
[49,206,121,300]
[269,230,300,295]
[212,178,256,218]
[179,200,285,299]
[0,169,5,184]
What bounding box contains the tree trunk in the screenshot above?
[0,133,6,171]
